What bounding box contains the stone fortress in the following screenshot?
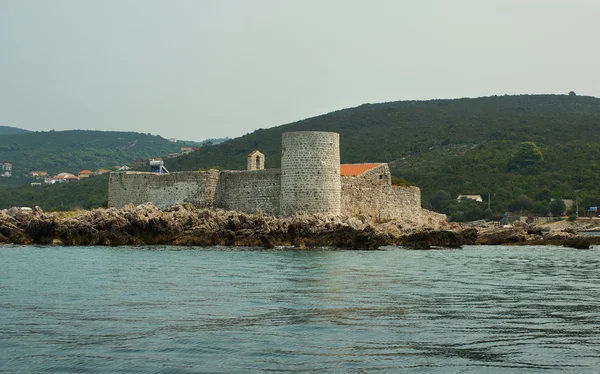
[108,131,430,221]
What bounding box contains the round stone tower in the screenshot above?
[280,131,341,216]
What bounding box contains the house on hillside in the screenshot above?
[53,172,79,182]
[457,194,483,202]
[79,170,94,178]
[181,147,194,155]
[1,162,12,177]
[29,171,48,178]
[44,177,56,184]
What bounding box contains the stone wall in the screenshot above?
[341,175,422,221]
[357,164,392,186]
[215,169,281,215]
[280,131,341,216]
[107,131,428,221]
[108,171,220,210]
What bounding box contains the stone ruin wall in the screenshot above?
[108,171,220,210]
[215,169,281,216]
[341,164,422,221]
[108,169,281,214]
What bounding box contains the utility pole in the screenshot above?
[488,191,491,210]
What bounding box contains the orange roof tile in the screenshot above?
[248,150,261,157]
[79,170,93,174]
[340,163,384,176]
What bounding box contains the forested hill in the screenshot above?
[166,94,600,218]
[4,94,600,218]
[0,130,195,175]
[0,125,31,136]
[167,94,600,171]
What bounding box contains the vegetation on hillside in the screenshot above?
[164,94,600,220]
[0,175,108,211]
[0,125,31,136]
[3,94,600,219]
[0,130,200,176]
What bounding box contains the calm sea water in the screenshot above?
[1,245,599,373]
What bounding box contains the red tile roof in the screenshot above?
[248,150,261,157]
[79,170,93,175]
[340,163,384,176]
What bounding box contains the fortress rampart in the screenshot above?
[108,131,426,221]
[215,169,281,216]
[108,170,219,209]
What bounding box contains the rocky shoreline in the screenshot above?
[0,203,597,249]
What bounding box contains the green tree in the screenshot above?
[431,190,452,210]
[531,202,549,216]
[507,142,544,174]
[549,199,567,216]
[512,194,533,211]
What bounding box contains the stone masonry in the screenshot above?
[108,131,426,221]
[280,132,341,216]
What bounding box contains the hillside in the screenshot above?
[0,125,31,136]
[166,94,600,171]
[0,130,199,176]
[4,94,600,218]
[164,94,600,219]
[0,174,109,211]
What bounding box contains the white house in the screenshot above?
[457,194,483,202]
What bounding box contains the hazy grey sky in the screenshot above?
[1,0,599,141]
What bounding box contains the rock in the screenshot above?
[401,228,477,249]
[0,203,460,249]
[476,226,528,245]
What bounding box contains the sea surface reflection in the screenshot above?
[1,245,599,373]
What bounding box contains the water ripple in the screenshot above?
[1,245,600,373]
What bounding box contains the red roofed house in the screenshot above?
[53,172,79,182]
[340,163,391,187]
[339,162,415,220]
[79,170,94,178]
[340,163,386,178]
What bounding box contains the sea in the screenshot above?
[1,245,599,373]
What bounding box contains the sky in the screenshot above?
[1,0,599,141]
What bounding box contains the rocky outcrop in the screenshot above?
[475,224,600,249]
[3,205,594,249]
[0,203,473,249]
